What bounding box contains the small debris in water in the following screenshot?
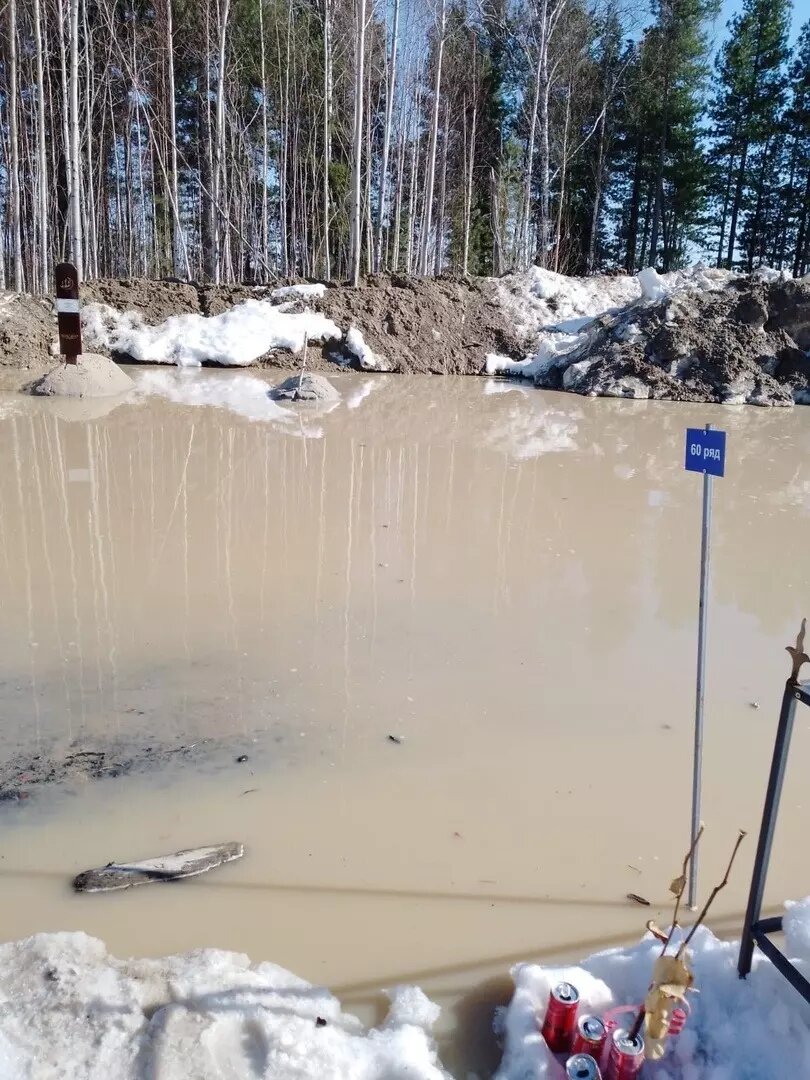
[627,864,642,874]
[387,734,403,745]
[315,1017,327,1028]
[74,842,245,893]
[241,789,258,796]
[627,892,651,906]
[750,701,760,709]
[453,831,463,839]
[236,754,249,763]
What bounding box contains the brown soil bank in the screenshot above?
[191,274,528,374]
[543,276,810,407]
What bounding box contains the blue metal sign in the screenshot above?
[685,428,726,477]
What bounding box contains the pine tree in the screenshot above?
[710,0,790,269]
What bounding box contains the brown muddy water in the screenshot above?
[1,371,810,1077]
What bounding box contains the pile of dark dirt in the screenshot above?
[313,274,527,374]
[0,274,527,374]
[542,276,810,406]
[82,278,200,322]
[0,292,58,376]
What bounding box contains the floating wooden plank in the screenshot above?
[73,842,244,893]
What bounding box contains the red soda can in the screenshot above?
[540,981,579,1053]
[571,1015,607,1063]
[566,1053,602,1079]
[605,1028,645,1080]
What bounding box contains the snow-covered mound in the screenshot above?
[487,265,733,383]
[497,902,810,1080]
[0,932,448,1079]
[83,298,342,368]
[488,266,810,406]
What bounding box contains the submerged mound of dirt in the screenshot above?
[269,372,340,401]
[31,353,134,398]
[541,276,810,406]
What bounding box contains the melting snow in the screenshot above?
[83,299,341,368]
[0,932,448,1079]
[487,264,735,381]
[496,909,810,1080]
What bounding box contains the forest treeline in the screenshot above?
[0,0,809,291]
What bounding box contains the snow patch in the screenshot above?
[83,299,341,368]
[345,326,389,371]
[497,913,810,1080]
[0,932,448,1079]
[271,283,327,301]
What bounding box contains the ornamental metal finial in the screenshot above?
[787,618,809,685]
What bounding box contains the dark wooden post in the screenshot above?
[55,262,82,364]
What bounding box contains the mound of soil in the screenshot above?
[31,353,134,398]
[82,278,200,322]
[189,274,527,375]
[0,292,58,377]
[542,276,810,406]
[314,274,527,374]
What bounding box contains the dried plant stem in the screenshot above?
[677,830,746,957]
[664,824,705,954]
[629,823,706,1043]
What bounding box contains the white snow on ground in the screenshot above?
[345,327,390,371]
[271,283,327,301]
[497,902,810,1080]
[487,264,734,381]
[83,299,341,368]
[0,932,448,1079]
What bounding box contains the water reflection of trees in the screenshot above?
[0,382,808,758]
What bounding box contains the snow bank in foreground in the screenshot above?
[488,264,734,380]
[0,932,447,1079]
[497,903,810,1080]
[83,299,341,368]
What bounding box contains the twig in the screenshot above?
[629,825,705,1042]
[664,824,705,954]
[677,830,747,956]
[295,333,308,400]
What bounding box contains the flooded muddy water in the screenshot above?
[1,372,810,1075]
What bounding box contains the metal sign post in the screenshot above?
[55,262,82,364]
[684,424,727,908]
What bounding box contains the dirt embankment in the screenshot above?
[547,276,810,406]
[0,274,529,379]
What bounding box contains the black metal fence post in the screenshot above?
[738,681,798,978]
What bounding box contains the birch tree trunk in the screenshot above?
[68,0,84,278]
[521,54,542,270]
[374,0,399,273]
[8,0,23,291]
[33,0,49,291]
[212,0,232,285]
[321,0,332,278]
[462,98,476,275]
[349,0,367,285]
[418,0,446,275]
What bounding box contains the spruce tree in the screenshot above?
[709,0,790,269]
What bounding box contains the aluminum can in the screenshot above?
[571,1015,607,1063]
[605,1028,645,1080]
[566,1053,602,1079]
[540,981,579,1053]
